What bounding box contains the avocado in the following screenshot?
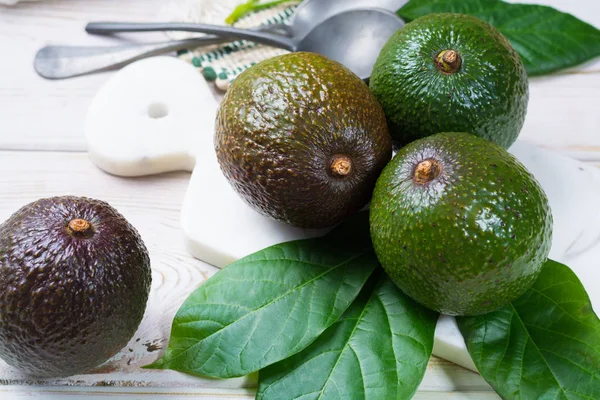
[370,132,552,316]
[215,52,392,229]
[370,13,529,148]
[0,196,151,377]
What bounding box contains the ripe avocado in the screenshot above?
[0,196,151,377]
[370,13,529,148]
[215,52,392,229]
[370,132,552,316]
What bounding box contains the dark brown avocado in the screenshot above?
[0,196,151,377]
[215,52,392,229]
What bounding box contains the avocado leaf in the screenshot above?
[257,271,438,400]
[457,260,600,399]
[397,0,600,75]
[147,213,378,378]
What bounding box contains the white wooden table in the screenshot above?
[0,0,598,398]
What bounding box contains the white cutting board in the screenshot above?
[85,57,600,372]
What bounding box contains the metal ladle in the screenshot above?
[84,8,404,81]
[35,4,404,80]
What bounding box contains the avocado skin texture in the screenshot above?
[370,13,529,149]
[370,132,552,316]
[215,52,392,229]
[0,196,151,377]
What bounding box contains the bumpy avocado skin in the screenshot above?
[370,133,552,316]
[0,196,151,377]
[370,13,529,148]
[215,52,392,229]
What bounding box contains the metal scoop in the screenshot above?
[35,4,404,80]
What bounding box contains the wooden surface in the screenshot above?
[0,0,598,399]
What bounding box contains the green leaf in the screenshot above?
[147,213,378,378]
[257,271,439,400]
[397,0,600,75]
[458,260,600,399]
[398,0,502,21]
[225,0,297,25]
[226,0,259,25]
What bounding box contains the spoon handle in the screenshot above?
[34,37,231,80]
[86,22,297,51]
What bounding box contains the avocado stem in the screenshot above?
[67,219,94,238]
[414,159,442,184]
[435,50,462,74]
[330,155,353,177]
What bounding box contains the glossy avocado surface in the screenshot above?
[215,52,392,229]
[370,13,529,148]
[370,132,552,316]
[0,196,151,377]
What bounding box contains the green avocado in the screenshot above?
[370,13,529,148]
[0,196,151,377]
[215,52,393,229]
[370,132,552,316]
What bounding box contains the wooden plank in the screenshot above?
[0,386,257,399]
[0,0,599,157]
[0,386,500,399]
[415,394,499,400]
[0,0,170,152]
[520,73,600,151]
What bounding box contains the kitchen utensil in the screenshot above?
[85,8,405,80]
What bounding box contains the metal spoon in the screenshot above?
[85,8,404,80]
[289,0,407,38]
[34,0,408,80]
